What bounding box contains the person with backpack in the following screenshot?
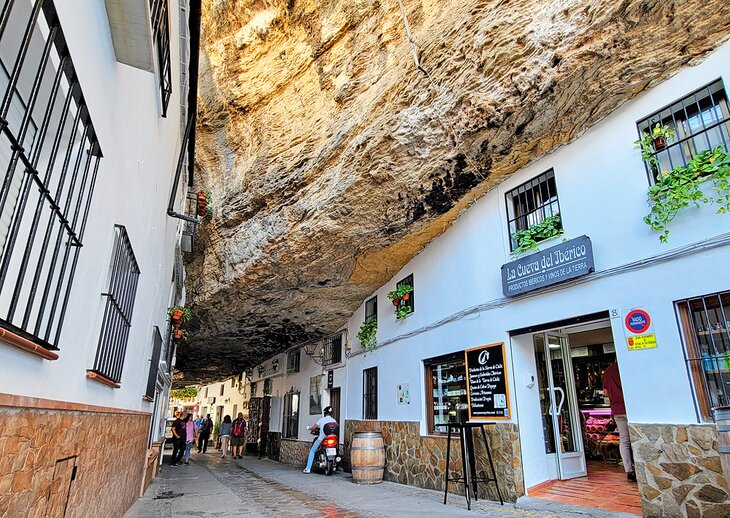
[230,412,247,459]
[197,413,213,454]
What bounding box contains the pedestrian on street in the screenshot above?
[183,413,197,465]
[171,411,187,466]
[219,415,232,459]
[198,413,213,453]
[231,412,247,459]
[603,362,636,482]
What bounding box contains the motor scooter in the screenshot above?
[306,423,342,475]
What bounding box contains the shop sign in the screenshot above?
[501,235,594,297]
[628,334,657,350]
[464,342,511,420]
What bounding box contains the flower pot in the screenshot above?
[652,136,666,151]
[402,293,410,301]
[173,330,183,341]
[392,298,400,307]
[171,309,183,325]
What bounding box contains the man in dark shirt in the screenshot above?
[198,414,213,453]
[171,412,187,466]
[603,362,635,481]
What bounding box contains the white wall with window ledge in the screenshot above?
[0,0,187,413]
[342,39,730,438]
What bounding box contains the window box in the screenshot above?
[505,170,562,254]
[388,275,414,320]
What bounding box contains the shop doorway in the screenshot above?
[523,318,641,514]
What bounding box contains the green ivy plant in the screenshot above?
[634,124,675,177]
[511,215,563,256]
[357,318,378,352]
[387,284,414,320]
[644,146,730,242]
[170,386,197,399]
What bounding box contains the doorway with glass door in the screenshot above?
[529,320,641,515]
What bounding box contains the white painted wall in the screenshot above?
[193,376,248,422]
[0,1,187,414]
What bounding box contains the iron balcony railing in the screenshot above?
[150,0,172,117]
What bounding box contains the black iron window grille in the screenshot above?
[637,79,730,183]
[282,389,300,439]
[90,225,140,384]
[397,274,414,314]
[219,383,224,396]
[363,367,378,420]
[144,327,163,401]
[676,290,730,420]
[149,0,172,117]
[263,378,272,395]
[250,382,256,398]
[365,296,377,323]
[322,331,343,366]
[0,1,103,351]
[505,169,561,251]
[287,348,300,373]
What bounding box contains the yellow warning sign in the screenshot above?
[627,333,657,351]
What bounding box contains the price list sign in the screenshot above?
[464,342,511,421]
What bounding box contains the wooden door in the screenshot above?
[329,387,341,426]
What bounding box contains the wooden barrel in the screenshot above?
[351,431,385,484]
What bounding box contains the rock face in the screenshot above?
[180,0,730,382]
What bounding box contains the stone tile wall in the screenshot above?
[630,423,730,518]
[279,438,312,466]
[0,406,149,518]
[343,420,524,503]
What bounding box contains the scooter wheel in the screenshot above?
[326,459,334,476]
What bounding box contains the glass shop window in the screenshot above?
[425,353,467,434]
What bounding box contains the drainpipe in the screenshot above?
[167,0,201,223]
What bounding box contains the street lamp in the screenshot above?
[303,339,323,365]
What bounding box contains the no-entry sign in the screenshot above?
[625,309,651,334]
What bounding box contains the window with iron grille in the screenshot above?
[637,79,729,183]
[322,331,343,366]
[205,386,209,398]
[149,0,172,117]
[363,367,378,420]
[0,1,103,352]
[144,327,164,401]
[250,382,257,398]
[287,349,300,373]
[219,383,224,396]
[396,274,414,314]
[365,296,377,324]
[676,290,730,420]
[505,170,561,252]
[89,226,140,384]
[263,378,272,395]
[282,389,299,438]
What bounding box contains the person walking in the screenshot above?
[603,362,636,482]
[219,415,232,459]
[231,412,247,459]
[198,413,213,453]
[170,411,187,466]
[183,413,197,465]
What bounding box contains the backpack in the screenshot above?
[232,419,244,436]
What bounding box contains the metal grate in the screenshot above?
[365,296,377,323]
[397,274,414,314]
[505,169,561,251]
[637,79,730,183]
[282,389,299,439]
[0,0,103,350]
[677,290,730,419]
[322,331,343,366]
[150,0,172,117]
[90,225,140,383]
[363,367,378,420]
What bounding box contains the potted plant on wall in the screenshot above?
[387,285,413,319]
[168,306,191,329]
[197,191,211,217]
[357,318,378,353]
[172,328,188,342]
[511,215,563,256]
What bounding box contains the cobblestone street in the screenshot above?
[126,452,638,518]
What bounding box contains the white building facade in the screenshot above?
[0,1,199,516]
[249,40,730,517]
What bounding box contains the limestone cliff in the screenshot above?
[179,0,730,382]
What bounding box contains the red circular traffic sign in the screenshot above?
[625,309,651,334]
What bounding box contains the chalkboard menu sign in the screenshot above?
[464,343,511,421]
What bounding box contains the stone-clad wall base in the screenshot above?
[279,438,311,466]
[630,423,729,518]
[0,406,149,518]
[344,420,523,503]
